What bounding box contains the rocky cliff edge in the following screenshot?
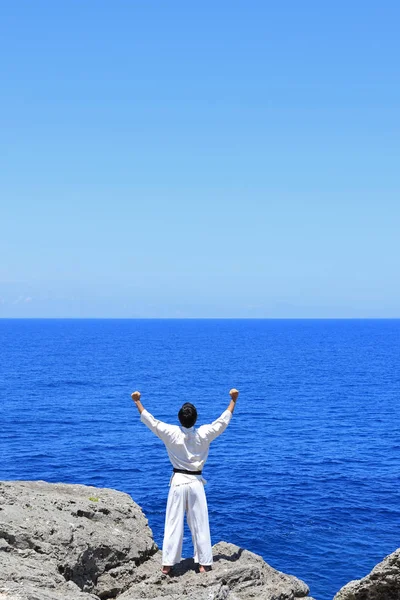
[0,480,314,600]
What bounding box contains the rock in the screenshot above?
[0,480,157,600]
[333,548,400,600]
[0,480,314,600]
[117,541,314,600]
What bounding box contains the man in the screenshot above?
[131,388,239,574]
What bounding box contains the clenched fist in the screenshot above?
[131,391,141,402]
[229,388,239,401]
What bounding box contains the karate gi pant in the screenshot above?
[162,479,213,566]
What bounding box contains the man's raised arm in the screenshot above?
[131,391,145,414]
[131,391,176,443]
[198,388,239,443]
[227,388,239,413]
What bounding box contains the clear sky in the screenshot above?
[1,1,399,318]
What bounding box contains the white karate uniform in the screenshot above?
[140,408,232,566]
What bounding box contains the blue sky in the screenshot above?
[1,1,399,318]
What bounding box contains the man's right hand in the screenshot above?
[229,388,239,401]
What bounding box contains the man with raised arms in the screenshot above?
[130,388,239,574]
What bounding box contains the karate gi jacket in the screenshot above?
[140,408,232,485]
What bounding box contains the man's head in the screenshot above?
[178,403,198,428]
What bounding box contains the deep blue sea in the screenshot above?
[1,319,400,599]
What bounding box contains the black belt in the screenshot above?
[173,468,202,475]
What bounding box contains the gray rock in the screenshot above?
[333,548,400,600]
[0,480,157,599]
[118,541,314,600]
[0,481,314,600]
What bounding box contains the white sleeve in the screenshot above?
[140,409,177,444]
[198,410,232,443]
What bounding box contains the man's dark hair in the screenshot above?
[178,403,198,428]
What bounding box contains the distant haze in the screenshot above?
[1,1,399,318]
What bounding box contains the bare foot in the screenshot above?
[199,565,212,573]
[161,565,171,575]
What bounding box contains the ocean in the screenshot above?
[1,318,399,599]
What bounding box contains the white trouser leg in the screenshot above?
[186,480,213,566]
[162,484,186,566]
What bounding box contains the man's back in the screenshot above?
[140,408,232,473]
